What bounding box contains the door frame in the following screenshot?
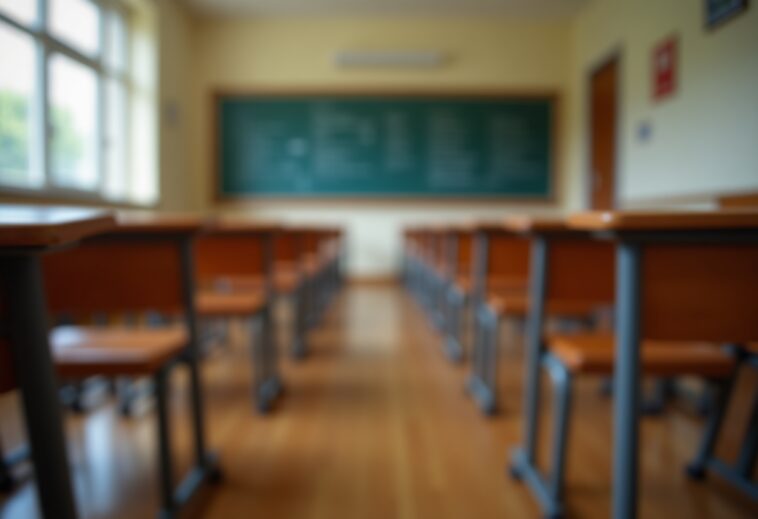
[584,47,624,210]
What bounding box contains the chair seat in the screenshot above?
[52,325,187,378]
[196,290,266,317]
[488,292,598,318]
[549,333,735,377]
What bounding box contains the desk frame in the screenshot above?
[601,228,758,519]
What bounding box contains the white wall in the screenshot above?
[157,0,198,210]
[564,0,758,209]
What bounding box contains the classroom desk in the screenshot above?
[567,210,758,519]
[467,221,531,414]
[0,205,116,519]
[504,215,613,517]
[112,212,221,509]
[442,224,475,362]
[197,218,283,410]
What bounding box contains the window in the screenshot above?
[0,0,38,26]
[0,0,157,204]
[0,23,38,188]
[50,0,101,58]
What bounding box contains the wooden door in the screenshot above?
[589,57,619,210]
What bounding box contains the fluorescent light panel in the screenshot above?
[334,51,447,68]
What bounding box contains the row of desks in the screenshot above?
[403,209,758,519]
[0,205,344,518]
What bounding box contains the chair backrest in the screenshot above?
[457,231,474,277]
[717,192,758,209]
[547,238,615,305]
[485,232,531,286]
[641,243,758,342]
[429,229,447,273]
[275,229,304,266]
[301,229,322,258]
[43,236,186,319]
[194,231,268,289]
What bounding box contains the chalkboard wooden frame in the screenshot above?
[211,88,560,202]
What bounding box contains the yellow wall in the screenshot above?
[565,0,758,209]
[158,0,198,210]
[186,16,571,276]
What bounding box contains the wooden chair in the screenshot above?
[401,227,415,289]
[443,225,475,362]
[412,226,447,331]
[409,227,432,312]
[312,227,343,316]
[40,214,221,518]
[469,219,617,416]
[403,226,427,307]
[273,227,309,358]
[283,226,342,358]
[194,219,282,412]
[508,214,747,519]
[467,223,531,414]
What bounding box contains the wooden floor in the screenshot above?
[1,283,756,518]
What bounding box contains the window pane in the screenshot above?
[131,91,157,204]
[0,22,39,188]
[105,10,127,73]
[104,78,127,200]
[0,0,38,26]
[50,0,100,57]
[49,53,98,190]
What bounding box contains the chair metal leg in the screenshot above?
[547,355,573,506]
[641,378,672,416]
[735,389,758,479]
[680,347,758,501]
[291,283,308,359]
[686,374,738,479]
[252,307,283,413]
[0,436,14,492]
[154,368,176,518]
[485,309,500,405]
[444,288,464,363]
[155,361,222,519]
[696,382,758,501]
[433,278,448,332]
[467,304,497,415]
[510,353,571,519]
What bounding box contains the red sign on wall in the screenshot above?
[653,36,678,101]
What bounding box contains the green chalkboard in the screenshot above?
[216,94,554,198]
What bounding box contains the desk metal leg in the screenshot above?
[613,242,642,519]
[0,436,14,491]
[2,255,78,519]
[735,389,758,479]
[523,237,549,464]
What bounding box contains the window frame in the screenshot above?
[0,0,142,206]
